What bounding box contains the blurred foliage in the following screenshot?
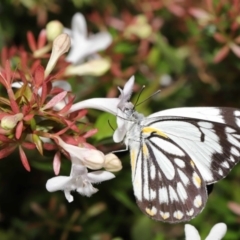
[1,0,240,239]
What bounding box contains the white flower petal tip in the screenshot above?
[46,176,72,192]
[64,191,74,202]
[113,76,136,143]
[184,224,201,240]
[124,75,135,94]
[87,171,115,182]
[72,13,87,36]
[205,223,227,240]
[118,76,135,106]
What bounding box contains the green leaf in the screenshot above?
[32,134,43,155]
[155,33,185,74]
[94,112,117,141]
[146,47,161,68]
[114,42,137,54]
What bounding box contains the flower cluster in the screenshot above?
[0,13,120,202]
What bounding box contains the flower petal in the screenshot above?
[118,76,135,108]
[113,109,128,142]
[66,37,88,64]
[87,170,115,182]
[46,176,72,192]
[69,98,120,115]
[205,223,227,240]
[87,32,112,55]
[184,224,201,240]
[64,190,74,202]
[70,162,87,177]
[71,13,87,38]
[77,181,98,197]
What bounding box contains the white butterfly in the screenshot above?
[70,76,240,223]
[112,76,240,223]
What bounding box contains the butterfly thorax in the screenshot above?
[121,102,145,147]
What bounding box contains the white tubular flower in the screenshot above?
[46,163,115,202]
[64,12,112,64]
[185,223,227,240]
[56,137,105,170]
[68,76,136,143]
[113,76,135,143]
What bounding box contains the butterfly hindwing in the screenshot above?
[130,132,207,223]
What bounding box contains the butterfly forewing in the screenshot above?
[148,107,240,130]
[144,117,240,184]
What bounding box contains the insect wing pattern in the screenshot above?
[128,107,240,223]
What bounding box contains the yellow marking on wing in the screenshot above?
[193,172,201,188]
[190,160,195,168]
[194,196,202,208]
[174,211,184,220]
[160,211,170,219]
[145,207,157,216]
[142,144,149,158]
[142,127,168,138]
[130,149,137,172]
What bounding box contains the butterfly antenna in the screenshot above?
[108,120,115,132]
[134,85,146,108]
[135,89,161,107]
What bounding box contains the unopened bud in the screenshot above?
[103,153,122,172]
[124,15,152,39]
[1,113,23,130]
[46,20,64,41]
[45,33,71,77]
[81,149,105,170]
